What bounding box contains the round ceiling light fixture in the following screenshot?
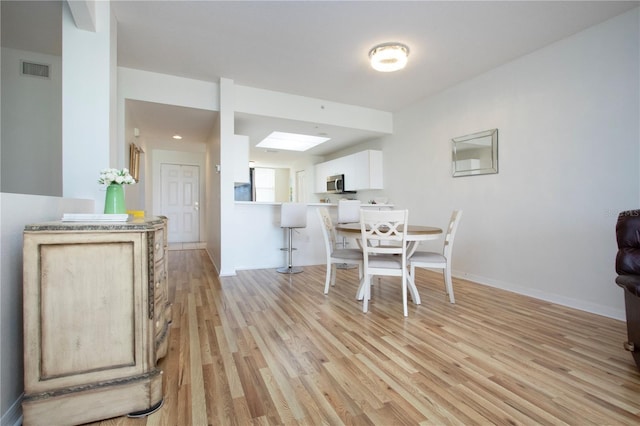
[368,42,410,72]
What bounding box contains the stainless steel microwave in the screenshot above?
[326,174,344,193]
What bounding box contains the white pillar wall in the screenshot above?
[62,0,114,211]
[219,78,237,276]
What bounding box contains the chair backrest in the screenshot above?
[360,209,409,259]
[338,199,362,224]
[443,210,463,258]
[280,203,307,228]
[317,208,337,257]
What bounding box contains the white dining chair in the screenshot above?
[360,209,410,316]
[317,208,363,294]
[336,199,361,268]
[277,202,307,274]
[409,210,463,303]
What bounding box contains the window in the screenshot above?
[254,167,276,202]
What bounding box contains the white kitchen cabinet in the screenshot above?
[22,217,170,425]
[346,150,383,190]
[314,150,383,192]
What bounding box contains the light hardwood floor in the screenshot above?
[90,249,640,425]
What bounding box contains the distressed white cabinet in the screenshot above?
[22,216,171,425]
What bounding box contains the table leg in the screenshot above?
[406,269,421,305]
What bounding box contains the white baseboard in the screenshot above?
[453,270,626,321]
[1,394,23,426]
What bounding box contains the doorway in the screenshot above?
[160,163,200,243]
[296,170,307,203]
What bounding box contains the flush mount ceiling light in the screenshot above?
[368,42,410,72]
[256,131,330,152]
[172,134,182,140]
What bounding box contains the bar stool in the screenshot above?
[337,200,361,269]
[277,202,307,274]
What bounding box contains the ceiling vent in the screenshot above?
[21,60,50,79]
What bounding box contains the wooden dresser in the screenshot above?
[22,216,171,425]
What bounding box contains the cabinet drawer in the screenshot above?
[153,228,165,261]
[154,266,166,304]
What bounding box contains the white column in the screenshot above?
[62,0,115,212]
[219,77,237,275]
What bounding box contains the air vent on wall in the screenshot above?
[21,60,50,79]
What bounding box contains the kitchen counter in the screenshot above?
[235,201,394,208]
[230,202,393,273]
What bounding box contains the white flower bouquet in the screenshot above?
[98,168,136,185]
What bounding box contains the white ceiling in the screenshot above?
[9,1,638,166]
[113,1,636,165]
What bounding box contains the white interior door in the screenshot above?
[160,164,200,243]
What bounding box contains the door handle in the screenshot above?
[194,201,199,211]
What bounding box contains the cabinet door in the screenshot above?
[315,150,384,192]
[347,150,384,190]
[346,152,365,190]
[314,162,329,193]
[329,156,348,178]
[23,232,147,393]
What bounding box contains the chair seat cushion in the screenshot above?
[410,251,446,264]
[332,249,363,260]
[616,274,640,296]
[368,254,404,269]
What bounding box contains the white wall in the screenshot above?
[206,118,222,274]
[117,67,221,263]
[234,85,393,134]
[385,8,639,320]
[61,1,114,209]
[0,194,93,426]
[1,3,112,422]
[1,47,62,196]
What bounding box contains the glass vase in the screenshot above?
[104,183,126,214]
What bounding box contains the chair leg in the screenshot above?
[362,275,371,313]
[406,269,421,304]
[323,261,331,294]
[402,273,408,317]
[331,264,337,286]
[444,267,455,303]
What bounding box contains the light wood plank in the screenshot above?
[87,250,640,425]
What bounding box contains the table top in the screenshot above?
[336,223,442,235]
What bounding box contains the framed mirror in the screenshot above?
[452,128,498,177]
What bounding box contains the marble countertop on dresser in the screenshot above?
[24,216,166,232]
[235,201,394,207]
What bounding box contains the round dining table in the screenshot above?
[335,223,443,305]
